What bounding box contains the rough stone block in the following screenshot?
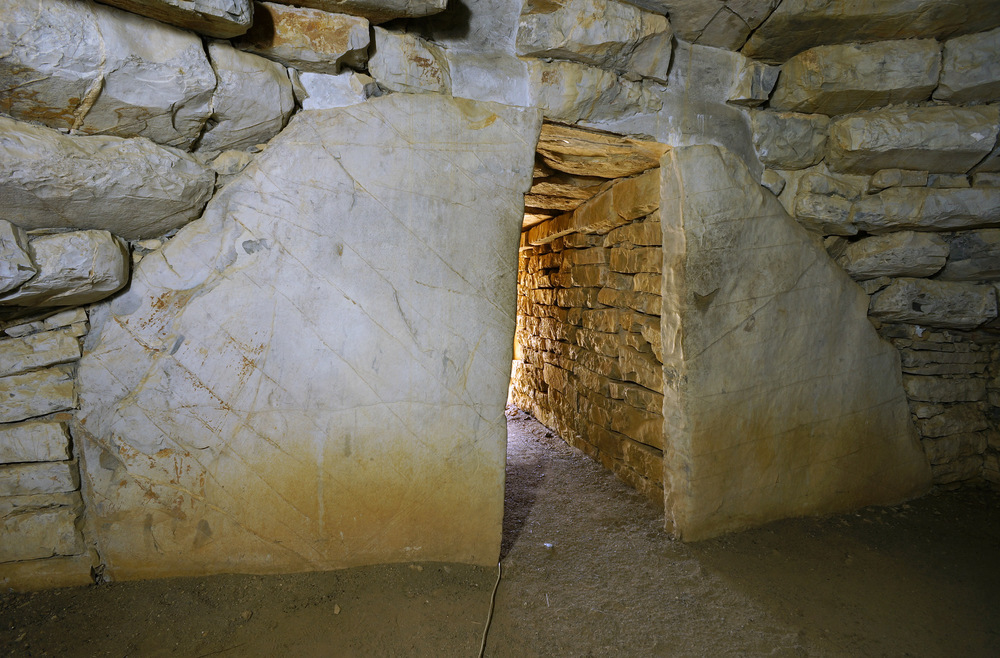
[922,432,988,466]
[750,111,828,170]
[869,278,998,330]
[850,188,1000,234]
[95,0,253,38]
[868,169,929,193]
[1,0,216,149]
[369,28,450,94]
[917,405,989,438]
[0,117,215,240]
[0,366,77,424]
[609,247,661,274]
[728,57,779,107]
[836,232,948,281]
[265,0,446,24]
[660,144,930,541]
[827,105,1000,175]
[524,58,661,124]
[902,376,987,403]
[938,230,1000,281]
[0,461,78,497]
[77,94,540,579]
[199,41,295,152]
[236,3,369,74]
[0,231,129,308]
[0,220,35,295]
[793,193,854,236]
[0,506,81,563]
[935,27,1000,104]
[770,40,940,115]
[0,329,81,378]
[0,421,71,464]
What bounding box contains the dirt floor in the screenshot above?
[2,407,999,657]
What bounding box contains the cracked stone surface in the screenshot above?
[94,0,253,39]
[77,94,541,579]
[659,144,931,541]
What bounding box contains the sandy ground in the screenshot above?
[2,407,999,657]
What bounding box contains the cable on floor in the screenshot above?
[478,560,502,658]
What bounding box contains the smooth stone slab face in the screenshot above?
[0,231,130,308]
[659,144,930,541]
[199,42,296,152]
[869,278,998,330]
[265,0,446,24]
[935,27,1000,104]
[236,3,370,74]
[516,0,669,71]
[769,40,941,115]
[743,0,1000,64]
[0,117,215,240]
[826,105,1000,175]
[0,221,35,295]
[95,0,253,39]
[77,94,540,579]
[0,0,216,150]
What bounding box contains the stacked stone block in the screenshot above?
[750,28,1000,489]
[512,172,665,507]
[0,308,92,589]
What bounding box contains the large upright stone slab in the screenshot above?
[659,145,930,541]
[0,117,215,240]
[77,95,540,579]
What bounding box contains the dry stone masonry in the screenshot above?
[2,0,1000,589]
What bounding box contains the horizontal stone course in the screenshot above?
[869,278,998,330]
[0,422,71,464]
[0,461,78,497]
[0,365,77,424]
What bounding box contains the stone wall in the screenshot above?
[511,169,666,507]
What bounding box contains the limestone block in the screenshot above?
[760,170,785,196]
[0,232,129,308]
[922,433,988,466]
[369,28,450,94]
[0,506,81,563]
[742,0,1000,64]
[618,345,662,393]
[1,0,217,149]
[624,31,674,84]
[95,0,252,38]
[610,247,661,274]
[0,461,78,497]
[0,221,35,295]
[826,106,1000,175]
[658,0,779,50]
[524,58,661,124]
[770,40,941,115]
[0,366,77,423]
[869,278,998,330]
[750,111,828,170]
[660,144,930,541]
[836,232,948,281]
[77,94,540,579]
[4,309,89,340]
[868,169,929,193]
[605,220,661,247]
[850,188,1000,234]
[236,3,369,74]
[902,376,987,404]
[0,328,82,377]
[931,454,982,485]
[939,230,1000,281]
[0,117,215,240]
[792,193,854,236]
[295,71,376,110]
[917,404,989,438]
[929,174,971,189]
[516,0,669,72]
[0,422,71,464]
[935,27,1000,104]
[728,58,779,107]
[973,173,1000,188]
[265,0,446,24]
[199,41,295,152]
[535,123,669,179]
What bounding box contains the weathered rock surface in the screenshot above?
[199,41,295,152]
[77,94,540,578]
[850,187,1000,234]
[770,40,941,115]
[869,278,998,329]
[0,462,78,497]
[535,123,669,179]
[1,0,217,150]
[728,58,779,107]
[0,117,215,240]
[0,505,81,563]
[4,308,88,339]
[0,366,76,423]
[0,422,71,464]
[938,230,1000,281]
[793,193,854,236]
[95,0,253,38]
[369,28,450,94]
[266,0,446,23]
[0,221,35,295]
[836,232,948,281]
[623,31,674,84]
[294,71,376,110]
[0,232,129,308]
[516,0,669,72]
[659,144,930,541]
[743,0,1000,63]
[826,106,1000,175]
[656,0,780,50]
[524,59,661,124]
[750,111,828,170]
[902,375,987,403]
[0,328,82,377]
[868,169,929,193]
[236,3,369,74]
[935,27,1000,104]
